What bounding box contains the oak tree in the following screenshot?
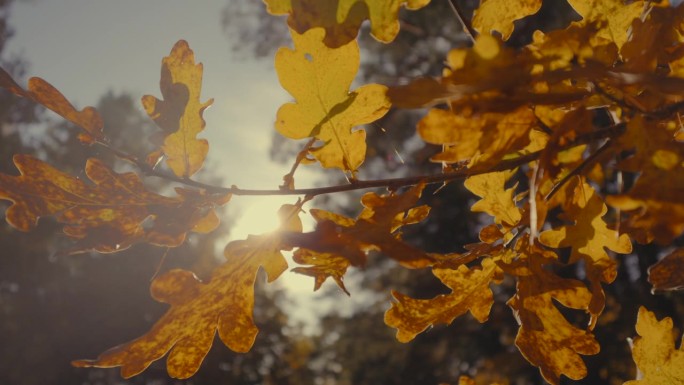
[1,1,684,384]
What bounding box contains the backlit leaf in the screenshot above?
[0,67,104,144]
[385,258,501,342]
[0,155,228,254]
[264,0,431,47]
[472,0,542,40]
[143,40,213,178]
[624,307,684,385]
[73,204,302,378]
[274,27,390,171]
[285,183,433,267]
[292,249,351,295]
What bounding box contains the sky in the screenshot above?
[4,0,341,327]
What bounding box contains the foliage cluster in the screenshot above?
[1,0,684,384]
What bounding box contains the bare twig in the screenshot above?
[446,0,476,44]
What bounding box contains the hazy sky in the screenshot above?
[5,0,337,317]
[5,0,322,235]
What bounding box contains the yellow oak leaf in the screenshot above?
[464,171,522,227]
[73,204,302,378]
[143,40,213,178]
[0,67,104,144]
[648,248,684,292]
[292,249,351,295]
[472,0,542,40]
[274,28,390,171]
[385,258,501,342]
[264,0,431,47]
[567,0,645,50]
[418,106,536,167]
[540,180,632,328]
[284,183,433,268]
[0,155,228,254]
[625,307,684,385]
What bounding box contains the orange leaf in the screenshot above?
[73,204,302,378]
[143,40,213,178]
[285,183,433,268]
[0,67,104,144]
[540,179,631,328]
[274,27,390,171]
[264,0,431,47]
[385,258,501,342]
[624,307,684,385]
[0,155,228,254]
[509,261,599,385]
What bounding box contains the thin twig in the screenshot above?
[446,0,476,44]
[95,122,626,198]
[544,139,615,201]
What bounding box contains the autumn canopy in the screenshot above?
[1,0,684,384]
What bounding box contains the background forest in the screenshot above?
[1,1,683,385]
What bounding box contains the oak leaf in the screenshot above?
[464,171,521,227]
[540,180,632,328]
[624,307,684,385]
[648,248,684,292]
[73,204,302,378]
[0,67,104,144]
[472,0,542,40]
[274,28,390,171]
[385,258,501,342]
[285,183,433,268]
[264,0,431,47]
[607,116,684,244]
[508,246,599,385]
[0,155,227,254]
[567,0,644,50]
[292,249,351,295]
[143,40,213,178]
[417,106,536,167]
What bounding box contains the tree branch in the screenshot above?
[96,122,625,198]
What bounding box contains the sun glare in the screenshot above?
[230,196,294,240]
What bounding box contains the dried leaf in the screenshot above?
[264,0,431,47]
[624,307,684,385]
[274,27,390,171]
[540,180,631,328]
[0,67,104,144]
[73,204,302,378]
[385,258,501,342]
[473,0,542,40]
[143,40,213,178]
[648,248,684,292]
[0,155,227,254]
[508,248,599,385]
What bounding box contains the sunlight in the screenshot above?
[229,196,293,240]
